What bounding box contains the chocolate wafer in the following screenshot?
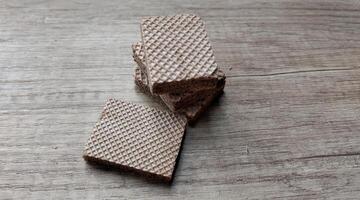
[141,14,219,94]
[84,99,187,182]
[134,66,225,124]
[132,42,224,111]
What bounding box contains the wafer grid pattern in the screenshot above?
[141,14,218,85]
[84,99,187,178]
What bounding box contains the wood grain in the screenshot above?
[1,0,360,199]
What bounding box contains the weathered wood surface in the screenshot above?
[1,0,360,199]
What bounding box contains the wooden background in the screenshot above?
[1,0,360,199]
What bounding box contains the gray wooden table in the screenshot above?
[1,0,360,199]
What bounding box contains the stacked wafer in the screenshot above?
[132,14,226,124]
[83,14,226,183]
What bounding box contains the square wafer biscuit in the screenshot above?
[84,99,187,182]
[132,42,224,111]
[141,14,219,94]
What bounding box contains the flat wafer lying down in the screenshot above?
[134,66,225,124]
[83,99,187,182]
[132,42,225,111]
